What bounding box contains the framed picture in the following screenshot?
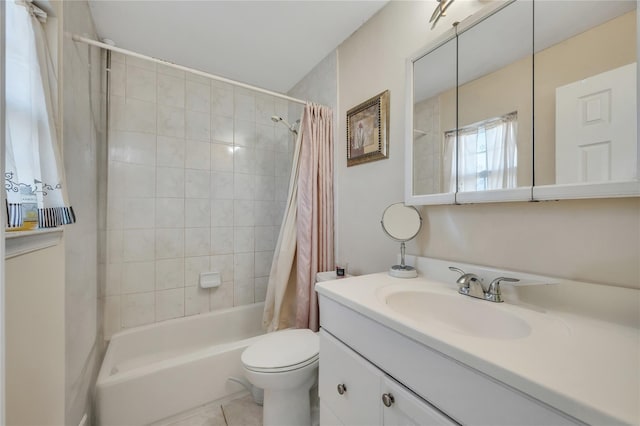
[346,90,389,167]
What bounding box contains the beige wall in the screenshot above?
[6,243,66,426]
[337,1,639,288]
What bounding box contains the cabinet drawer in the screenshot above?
[319,330,380,426]
[381,376,457,426]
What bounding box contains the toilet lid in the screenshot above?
[242,329,319,372]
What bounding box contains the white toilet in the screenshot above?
[241,328,319,426]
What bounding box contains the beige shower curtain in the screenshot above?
[262,103,334,332]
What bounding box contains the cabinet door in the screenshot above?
[319,330,380,426]
[381,377,458,426]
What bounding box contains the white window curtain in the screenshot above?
[5,0,75,229]
[446,112,518,192]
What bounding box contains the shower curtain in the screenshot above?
[263,103,334,332]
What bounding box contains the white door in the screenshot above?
[555,62,637,184]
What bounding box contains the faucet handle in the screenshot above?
[448,266,466,277]
[486,277,520,302]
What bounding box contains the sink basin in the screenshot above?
[384,291,532,340]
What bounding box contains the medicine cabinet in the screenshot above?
[406,0,638,205]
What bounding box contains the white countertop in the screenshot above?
[316,271,640,425]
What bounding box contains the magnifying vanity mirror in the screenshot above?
[381,203,422,278]
[406,0,638,205]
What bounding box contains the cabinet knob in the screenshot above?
[337,383,347,395]
[382,392,395,407]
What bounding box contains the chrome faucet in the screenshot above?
[448,267,519,303]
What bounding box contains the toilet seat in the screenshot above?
[241,329,319,373]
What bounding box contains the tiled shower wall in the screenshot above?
[104,53,300,338]
[413,97,442,195]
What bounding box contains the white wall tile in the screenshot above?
[122,261,155,293]
[122,292,155,327]
[186,80,210,113]
[104,296,122,339]
[126,65,157,103]
[255,251,273,278]
[211,199,234,227]
[185,286,210,316]
[157,136,185,168]
[156,288,185,321]
[109,61,126,97]
[275,150,293,177]
[185,256,210,287]
[254,200,276,226]
[234,252,254,280]
[211,87,234,117]
[234,279,254,306]
[185,198,210,226]
[157,63,185,78]
[255,96,275,125]
[256,124,275,151]
[274,127,292,153]
[254,175,275,201]
[126,55,156,71]
[185,140,211,170]
[155,258,185,290]
[157,73,185,108]
[186,110,211,141]
[234,173,255,200]
[155,228,185,259]
[255,226,277,251]
[109,131,156,166]
[234,227,254,254]
[210,282,233,311]
[122,198,155,229]
[156,167,185,198]
[210,171,234,199]
[234,200,255,226]
[210,254,234,283]
[233,147,255,174]
[211,227,234,255]
[275,175,289,201]
[185,227,211,256]
[254,277,268,303]
[156,198,185,228]
[234,119,256,148]
[234,92,255,121]
[211,115,234,143]
[108,230,123,263]
[211,143,235,172]
[255,150,275,176]
[185,170,210,198]
[107,197,125,230]
[123,229,156,262]
[105,263,122,296]
[110,162,156,198]
[185,72,210,85]
[158,105,185,138]
[110,96,156,134]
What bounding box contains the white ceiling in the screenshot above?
[87,0,388,93]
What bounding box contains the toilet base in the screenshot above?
[262,373,315,426]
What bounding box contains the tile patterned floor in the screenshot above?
[152,394,262,426]
[152,389,320,426]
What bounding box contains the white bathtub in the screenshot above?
[96,302,266,425]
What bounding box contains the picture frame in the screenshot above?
[346,90,389,167]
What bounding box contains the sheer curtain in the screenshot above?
[5,0,75,229]
[450,112,518,192]
[263,103,334,332]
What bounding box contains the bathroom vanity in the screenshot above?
[316,257,639,425]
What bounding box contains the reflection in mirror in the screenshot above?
[534,1,637,186]
[381,203,422,278]
[412,38,457,196]
[456,1,533,192]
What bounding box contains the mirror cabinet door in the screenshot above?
[410,37,457,203]
[533,0,638,199]
[456,1,533,201]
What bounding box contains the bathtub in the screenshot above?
[96,302,266,425]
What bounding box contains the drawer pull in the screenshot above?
[337,383,347,395]
[382,393,395,407]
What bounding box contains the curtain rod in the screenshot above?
[71,34,307,106]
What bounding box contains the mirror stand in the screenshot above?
[389,241,417,278]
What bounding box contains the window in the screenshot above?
[5,0,74,230]
[444,112,518,192]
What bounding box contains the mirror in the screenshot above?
[381,203,422,278]
[412,37,457,200]
[406,0,639,205]
[456,1,533,199]
[533,1,637,197]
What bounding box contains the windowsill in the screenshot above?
[5,228,64,259]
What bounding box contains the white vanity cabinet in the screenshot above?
[319,330,456,426]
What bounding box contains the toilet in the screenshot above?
[241,328,319,426]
